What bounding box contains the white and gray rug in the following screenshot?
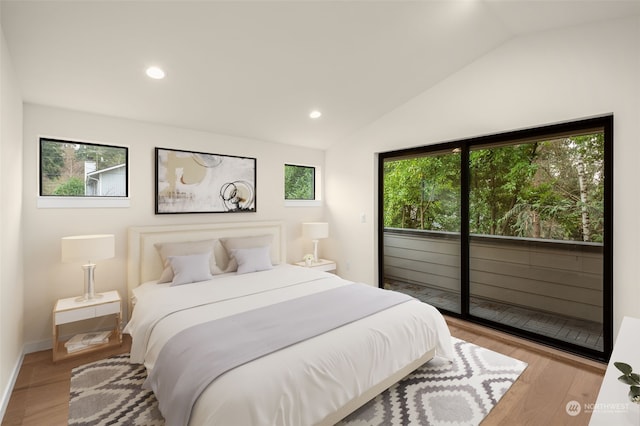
[69,338,526,425]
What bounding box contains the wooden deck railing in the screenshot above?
[383,228,603,323]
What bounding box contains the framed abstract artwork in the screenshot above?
[155,147,256,214]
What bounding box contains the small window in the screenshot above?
[40,138,128,197]
[284,164,315,200]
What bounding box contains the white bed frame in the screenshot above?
[126,220,434,425]
[127,221,286,301]
[320,347,435,425]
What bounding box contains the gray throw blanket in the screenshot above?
[144,283,413,426]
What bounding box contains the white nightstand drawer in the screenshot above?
[55,306,96,324]
[54,301,120,324]
[95,301,120,316]
[312,262,337,272]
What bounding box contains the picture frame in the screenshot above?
[155,147,256,214]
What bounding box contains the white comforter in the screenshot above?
[125,265,453,426]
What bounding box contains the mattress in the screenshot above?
[125,264,453,425]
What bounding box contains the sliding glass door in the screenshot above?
[381,147,462,313]
[379,116,612,361]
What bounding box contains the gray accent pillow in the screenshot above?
[167,252,213,286]
[155,239,221,283]
[230,246,273,275]
[219,234,274,272]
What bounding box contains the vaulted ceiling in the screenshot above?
[2,1,639,149]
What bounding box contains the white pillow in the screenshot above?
[167,252,213,286]
[155,239,222,282]
[230,246,273,275]
[220,234,274,272]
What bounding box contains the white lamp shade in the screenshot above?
[302,222,329,240]
[61,234,115,263]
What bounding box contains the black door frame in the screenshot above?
[377,115,613,362]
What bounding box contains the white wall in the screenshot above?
[0,22,24,418]
[325,16,640,336]
[21,104,326,349]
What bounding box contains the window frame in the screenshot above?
[284,163,321,206]
[38,137,130,208]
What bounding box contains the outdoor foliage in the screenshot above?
[383,153,460,231]
[284,165,315,200]
[41,141,65,180]
[53,177,85,196]
[40,139,126,196]
[383,132,604,243]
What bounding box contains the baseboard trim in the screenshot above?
[0,350,24,422]
[23,338,52,355]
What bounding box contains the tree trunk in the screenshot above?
[576,159,591,241]
[532,210,541,238]
[401,205,406,228]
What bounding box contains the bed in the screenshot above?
[125,221,453,426]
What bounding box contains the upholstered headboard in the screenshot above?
[127,221,286,299]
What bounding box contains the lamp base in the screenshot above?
[76,263,103,302]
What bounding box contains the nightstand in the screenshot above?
[294,258,337,273]
[52,290,122,362]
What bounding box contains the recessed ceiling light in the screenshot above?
[309,110,322,119]
[146,66,165,80]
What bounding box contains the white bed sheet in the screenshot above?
[125,265,453,426]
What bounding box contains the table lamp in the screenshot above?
[302,222,329,263]
[61,234,115,301]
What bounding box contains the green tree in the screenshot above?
[469,143,539,236]
[530,134,604,241]
[40,141,65,180]
[383,131,604,243]
[285,165,314,200]
[383,153,459,230]
[53,177,85,196]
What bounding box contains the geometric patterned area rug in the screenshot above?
[338,337,527,425]
[69,337,526,426]
[69,355,163,426]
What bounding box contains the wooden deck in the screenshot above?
[386,280,603,352]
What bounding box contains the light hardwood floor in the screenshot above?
[447,317,606,426]
[2,336,132,426]
[2,318,605,426]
